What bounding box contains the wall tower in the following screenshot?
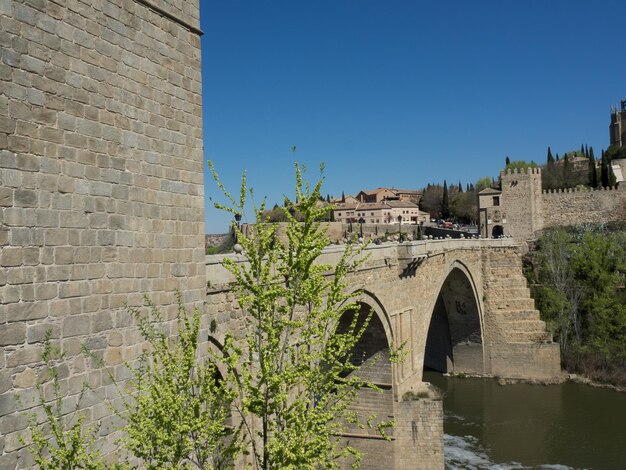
[610,99,626,148]
[498,168,544,240]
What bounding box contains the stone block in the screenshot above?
[13,189,37,207]
[62,314,91,337]
[7,301,47,322]
[0,323,26,346]
[7,346,42,368]
[1,247,22,267]
[27,323,60,343]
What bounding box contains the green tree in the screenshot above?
[441,180,450,219]
[601,149,610,187]
[121,294,236,470]
[475,176,493,192]
[505,156,511,166]
[588,148,598,188]
[505,160,539,171]
[525,225,626,385]
[450,190,477,224]
[209,162,394,469]
[547,146,554,165]
[563,153,572,187]
[419,183,443,218]
[20,333,111,470]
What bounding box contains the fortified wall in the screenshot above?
[479,167,626,240]
[1,1,205,467]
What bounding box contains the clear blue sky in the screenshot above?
[200,0,626,233]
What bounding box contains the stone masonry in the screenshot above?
[0,1,205,467]
[479,167,626,240]
[206,238,561,470]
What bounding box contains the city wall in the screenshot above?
[1,1,205,467]
[487,168,626,241]
[541,186,626,229]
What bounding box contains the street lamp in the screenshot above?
[233,213,242,244]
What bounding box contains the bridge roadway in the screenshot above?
[205,238,561,470]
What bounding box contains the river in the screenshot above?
[423,372,626,470]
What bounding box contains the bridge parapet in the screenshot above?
[206,238,518,288]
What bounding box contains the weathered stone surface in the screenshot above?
[480,167,626,240]
[1,0,204,465]
[0,323,26,346]
[12,368,36,388]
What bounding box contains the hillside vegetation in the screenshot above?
[524,223,626,386]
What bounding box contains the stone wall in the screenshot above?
[0,1,204,467]
[483,168,626,241]
[499,167,543,241]
[541,186,626,229]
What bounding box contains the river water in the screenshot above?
[423,372,626,470]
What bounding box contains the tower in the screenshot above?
[609,99,626,148]
[498,167,544,240]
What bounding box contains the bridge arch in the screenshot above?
[336,291,396,464]
[336,290,394,383]
[423,260,485,376]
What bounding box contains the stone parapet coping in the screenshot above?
[206,238,518,286]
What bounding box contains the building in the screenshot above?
[610,99,626,148]
[349,187,422,205]
[334,200,428,225]
[478,167,626,240]
[355,188,399,203]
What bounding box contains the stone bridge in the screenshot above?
[206,238,561,470]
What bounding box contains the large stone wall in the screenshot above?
[0,1,204,467]
[480,168,626,241]
[542,186,626,229]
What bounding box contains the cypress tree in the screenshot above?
[341,191,345,203]
[458,180,463,193]
[547,147,554,164]
[581,144,585,156]
[588,150,597,188]
[505,156,511,166]
[563,153,571,188]
[601,150,609,187]
[442,180,450,219]
[585,144,589,158]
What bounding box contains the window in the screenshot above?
[493,196,500,206]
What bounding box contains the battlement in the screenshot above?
[501,167,542,177]
[542,186,620,195]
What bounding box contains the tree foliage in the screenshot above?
[525,225,626,381]
[120,294,236,470]
[209,161,394,469]
[20,332,112,470]
[441,180,450,219]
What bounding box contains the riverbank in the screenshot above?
[446,371,626,393]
